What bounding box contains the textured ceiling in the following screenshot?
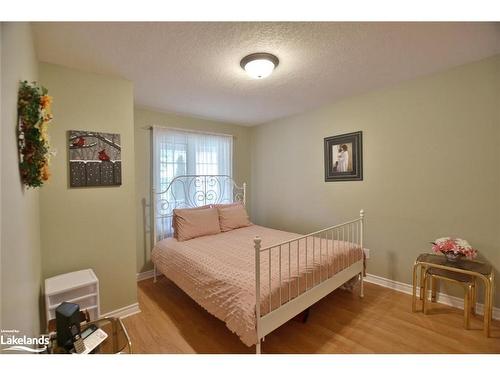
[33,22,500,125]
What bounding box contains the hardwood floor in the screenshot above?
[123,277,500,354]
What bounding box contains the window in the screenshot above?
[152,126,233,212]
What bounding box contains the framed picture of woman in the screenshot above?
[324,131,363,182]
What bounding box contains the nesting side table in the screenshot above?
[412,253,495,337]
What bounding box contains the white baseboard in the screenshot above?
[365,273,499,320]
[101,302,141,319]
[137,269,155,281]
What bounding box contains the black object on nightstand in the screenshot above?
[55,302,81,349]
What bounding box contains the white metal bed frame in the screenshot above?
[152,175,364,354]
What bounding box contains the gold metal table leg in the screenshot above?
[491,274,495,334]
[423,271,429,315]
[431,275,438,302]
[485,274,494,338]
[464,284,471,329]
[471,278,477,316]
[412,263,419,312]
[420,265,425,301]
[483,277,491,337]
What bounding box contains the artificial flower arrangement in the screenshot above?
[431,237,477,261]
[17,81,54,188]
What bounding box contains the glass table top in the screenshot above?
[47,317,131,354]
[426,267,475,283]
[416,253,492,276]
[87,317,131,354]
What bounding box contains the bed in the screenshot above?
[151,175,365,353]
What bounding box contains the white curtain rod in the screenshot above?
[142,124,235,138]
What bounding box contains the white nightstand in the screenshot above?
[45,269,100,325]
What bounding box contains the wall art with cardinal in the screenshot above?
[68,130,122,187]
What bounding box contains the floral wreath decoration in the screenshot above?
[17,81,54,188]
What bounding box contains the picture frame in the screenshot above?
[324,131,363,182]
[68,130,122,187]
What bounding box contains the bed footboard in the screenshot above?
[254,209,365,354]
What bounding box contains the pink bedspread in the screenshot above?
[152,225,363,346]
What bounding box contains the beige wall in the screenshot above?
[250,55,500,307]
[134,107,252,273]
[39,63,137,315]
[1,23,42,336]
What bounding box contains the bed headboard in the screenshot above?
[152,175,246,243]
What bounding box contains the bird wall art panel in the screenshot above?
[68,130,122,187]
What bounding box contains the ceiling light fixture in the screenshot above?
[240,52,279,79]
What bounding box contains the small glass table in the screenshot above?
[48,317,132,354]
[412,253,495,337]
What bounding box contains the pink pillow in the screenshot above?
[217,204,252,232]
[173,207,221,241]
[172,205,210,238]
